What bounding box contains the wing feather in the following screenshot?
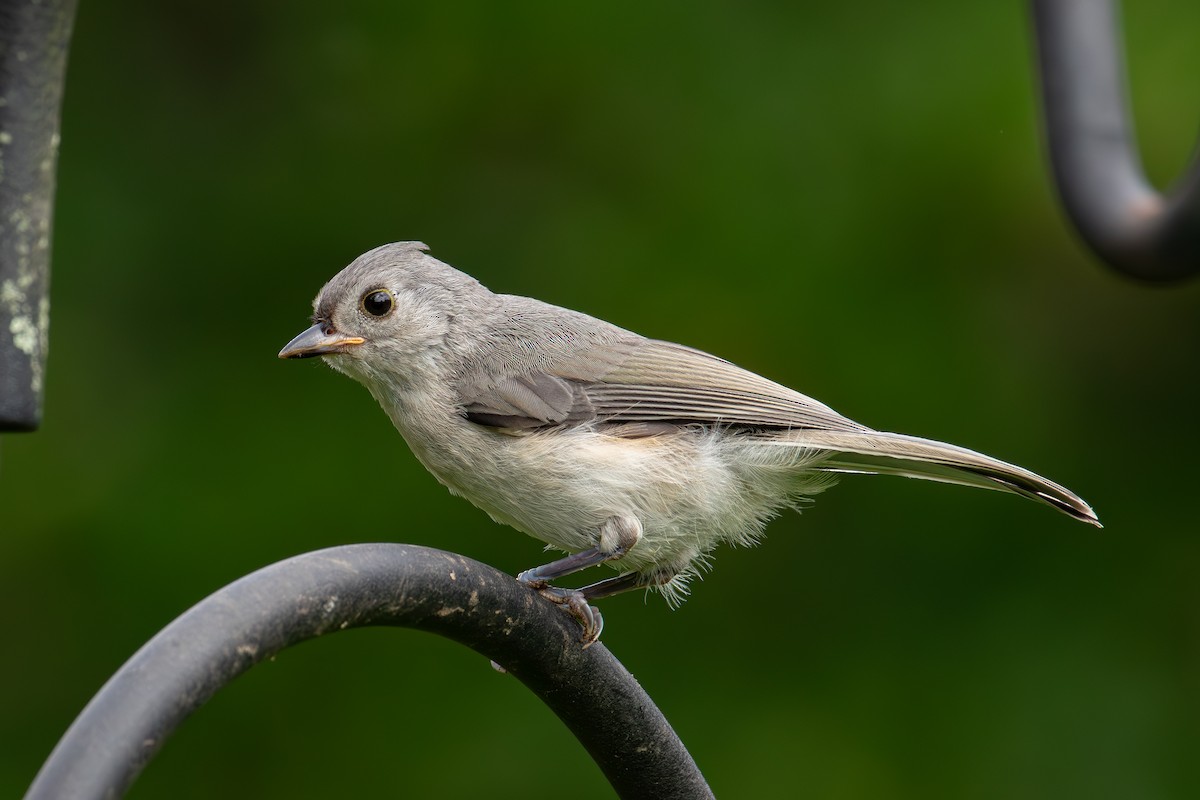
[463,373,593,428]
[460,337,867,433]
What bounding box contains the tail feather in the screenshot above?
[771,430,1100,527]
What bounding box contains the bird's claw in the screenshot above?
[521,580,604,646]
[515,569,548,590]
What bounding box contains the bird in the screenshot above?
[280,242,1099,643]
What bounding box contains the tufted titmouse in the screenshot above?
[280,242,1099,642]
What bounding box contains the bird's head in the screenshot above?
[278,241,487,387]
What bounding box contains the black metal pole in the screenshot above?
[0,0,77,430]
[1030,0,1200,282]
[24,544,713,800]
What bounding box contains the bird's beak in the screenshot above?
[278,324,366,359]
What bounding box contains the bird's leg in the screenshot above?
[517,515,642,584]
[517,515,642,645]
[578,570,664,600]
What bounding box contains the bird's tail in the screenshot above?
[769,429,1100,526]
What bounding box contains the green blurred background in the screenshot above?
[4,1,1200,797]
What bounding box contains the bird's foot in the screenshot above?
[521,580,604,646]
[515,516,643,645]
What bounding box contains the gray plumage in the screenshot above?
[280,242,1099,635]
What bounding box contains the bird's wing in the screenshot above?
[458,338,869,434]
[456,371,596,430]
[456,335,1101,526]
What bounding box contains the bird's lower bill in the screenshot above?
[278,323,365,359]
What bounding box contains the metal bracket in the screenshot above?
[0,0,76,430]
[25,544,713,799]
[1031,0,1200,281]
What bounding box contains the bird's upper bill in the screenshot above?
[278,323,365,359]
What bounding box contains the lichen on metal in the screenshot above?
[0,0,76,431]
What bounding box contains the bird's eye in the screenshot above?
[361,289,393,317]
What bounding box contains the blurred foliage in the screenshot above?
[4,0,1200,797]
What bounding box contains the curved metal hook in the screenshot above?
[24,544,713,799]
[1031,0,1200,282]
